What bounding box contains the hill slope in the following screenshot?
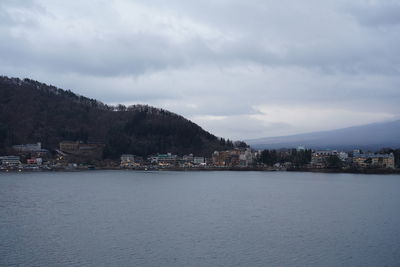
[0,76,233,157]
[246,120,400,151]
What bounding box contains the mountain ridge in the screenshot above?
[246,120,400,151]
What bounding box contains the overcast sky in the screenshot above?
[1,0,400,140]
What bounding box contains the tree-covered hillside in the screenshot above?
[0,76,234,158]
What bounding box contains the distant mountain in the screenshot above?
[246,120,400,151]
[0,76,234,158]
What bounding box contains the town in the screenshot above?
[0,141,398,173]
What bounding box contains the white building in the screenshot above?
[193,157,205,165]
[0,156,21,167]
[12,142,42,152]
[338,152,349,161]
[239,148,254,167]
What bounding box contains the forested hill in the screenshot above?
[0,76,234,158]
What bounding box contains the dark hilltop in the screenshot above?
[0,76,234,158]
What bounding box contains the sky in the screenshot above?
[1,0,400,140]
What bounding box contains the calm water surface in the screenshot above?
[1,171,400,266]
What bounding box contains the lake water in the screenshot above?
[1,171,400,266]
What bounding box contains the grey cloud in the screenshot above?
[2,0,400,77]
[0,0,44,26]
[192,113,296,140]
[0,31,206,77]
[349,3,400,27]
[1,0,400,138]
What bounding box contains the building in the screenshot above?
[212,151,227,166]
[239,148,254,167]
[297,146,306,152]
[212,150,241,167]
[60,141,80,152]
[150,153,178,166]
[338,152,349,162]
[12,142,42,152]
[181,155,205,166]
[0,156,21,167]
[183,154,194,163]
[26,158,43,165]
[120,154,136,168]
[12,142,49,157]
[352,153,395,169]
[60,141,105,153]
[311,150,338,168]
[59,141,105,161]
[193,157,205,165]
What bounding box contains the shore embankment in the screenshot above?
[1,166,399,174]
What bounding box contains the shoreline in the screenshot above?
[287,167,400,175]
[1,167,399,175]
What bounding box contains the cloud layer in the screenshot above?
[1,0,399,139]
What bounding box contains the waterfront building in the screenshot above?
[183,154,194,163]
[151,153,178,166]
[181,155,205,166]
[212,150,241,167]
[193,157,205,165]
[310,150,350,168]
[120,154,136,168]
[26,158,42,165]
[239,148,254,167]
[352,153,395,169]
[0,156,21,167]
[311,150,338,168]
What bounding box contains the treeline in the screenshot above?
[258,149,312,167]
[257,148,400,168]
[0,76,235,158]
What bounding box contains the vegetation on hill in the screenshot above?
[258,149,312,167]
[0,76,235,158]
